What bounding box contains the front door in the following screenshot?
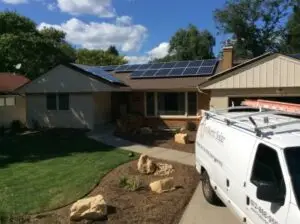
[244,143,290,224]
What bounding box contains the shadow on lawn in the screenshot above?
[0,128,116,168]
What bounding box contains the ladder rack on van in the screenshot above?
[204,106,300,136]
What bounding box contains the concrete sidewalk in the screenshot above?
[88,131,239,224]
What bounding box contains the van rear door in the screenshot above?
[244,142,290,224]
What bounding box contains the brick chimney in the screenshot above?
[222,46,233,71]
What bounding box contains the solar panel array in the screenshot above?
[100,59,219,79]
[71,63,125,85]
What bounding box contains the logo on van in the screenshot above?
[203,124,225,144]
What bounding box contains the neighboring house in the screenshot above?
[198,52,300,109]
[0,73,30,127]
[18,48,234,130]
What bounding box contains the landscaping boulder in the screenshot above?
[154,163,175,176]
[137,154,156,174]
[70,195,107,221]
[174,133,188,144]
[140,127,152,135]
[149,177,175,194]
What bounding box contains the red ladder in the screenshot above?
[242,99,300,113]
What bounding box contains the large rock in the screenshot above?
[154,163,175,176]
[149,177,175,194]
[137,154,156,174]
[174,133,188,144]
[70,195,107,221]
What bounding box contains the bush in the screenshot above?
[10,120,23,133]
[31,119,41,130]
[119,176,142,192]
[184,121,197,132]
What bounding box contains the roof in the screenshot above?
[112,72,208,90]
[213,111,300,149]
[0,73,30,93]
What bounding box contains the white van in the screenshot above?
[195,106,300,224]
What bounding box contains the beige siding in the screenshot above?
[204,55,300,89]
[0,95,26,127]
[210,96,228,109]
[19,65,123,94]
[93,92,111,125]
[26,93,94,129]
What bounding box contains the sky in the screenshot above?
[0,0,229,64]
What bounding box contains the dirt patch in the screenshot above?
[115,130,196,153]
[22,159,199,224]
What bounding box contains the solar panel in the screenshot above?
[149,63,164,69]
[197,66,214,75]
[139,64,152,70]
[202,59,218,66]
[125,64,139,71]
[131,70,145,78]
[169,68,185,76]
[174,61,190,68]
[188,60,203,67]
[183,67,199,75]
[162,62,177,69]
[155,69,172,76]
[72,64,125,85]
[115,64,130,72]
[143,69,158,77]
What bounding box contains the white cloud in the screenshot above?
[147,42,169,59]
[125,42,170,64]
[56,0,115,17]
[47,2,56,11]
[1,0,27,4]
[116,16,132,26]
[38,18,148,52]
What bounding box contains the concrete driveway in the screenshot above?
[180,183,240,224]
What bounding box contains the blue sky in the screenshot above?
[0,0,228,63]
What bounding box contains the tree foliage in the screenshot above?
[0,11,75,80]
[214,0,292,59]
[76,49,127,66]
[152,25,215,62]
[284,5,300,53]
[106,45,119,56]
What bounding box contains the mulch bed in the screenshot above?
[115,130,196,153]
[22,159,199,224]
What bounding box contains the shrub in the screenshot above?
[184,121,197,132]
[10,120,23,133]
[31,119,41,130]
[119,176,142,192]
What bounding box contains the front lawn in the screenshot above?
[0,129,136,216]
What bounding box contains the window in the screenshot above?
[146,92,155,116]
[157,92,185,115]
[251,144,286,195]
[47,93,69,111]
[58,94,69,110]
[0,96,15,106]
[47,94,57,110]
[188,92,197,115]
[145,92,199,117]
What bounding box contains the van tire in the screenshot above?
[201,171,221,205]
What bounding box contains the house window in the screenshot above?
[188,92,197,115]
[0,96,16,106]
[145,92,198,117]
[58,94,69,110]
[158,92,185,115]
[146,92,155,116]
[47,93,69,111]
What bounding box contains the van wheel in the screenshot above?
[202,171,221,205]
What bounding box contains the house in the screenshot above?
[198,51,300,109]
[0,73,30,127]
[18,48,235,130]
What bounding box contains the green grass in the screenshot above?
[0,129,137,216]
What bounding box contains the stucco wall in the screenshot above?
[93,92,111,125]
[0,95,26,127]
[26,93,94,129]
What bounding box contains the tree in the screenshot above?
[106,45,119,56]
[214,0,292,59]
[152,25,215,62]
[284,5,300,53]
[76,49,127,66]
[0,11,75,80]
